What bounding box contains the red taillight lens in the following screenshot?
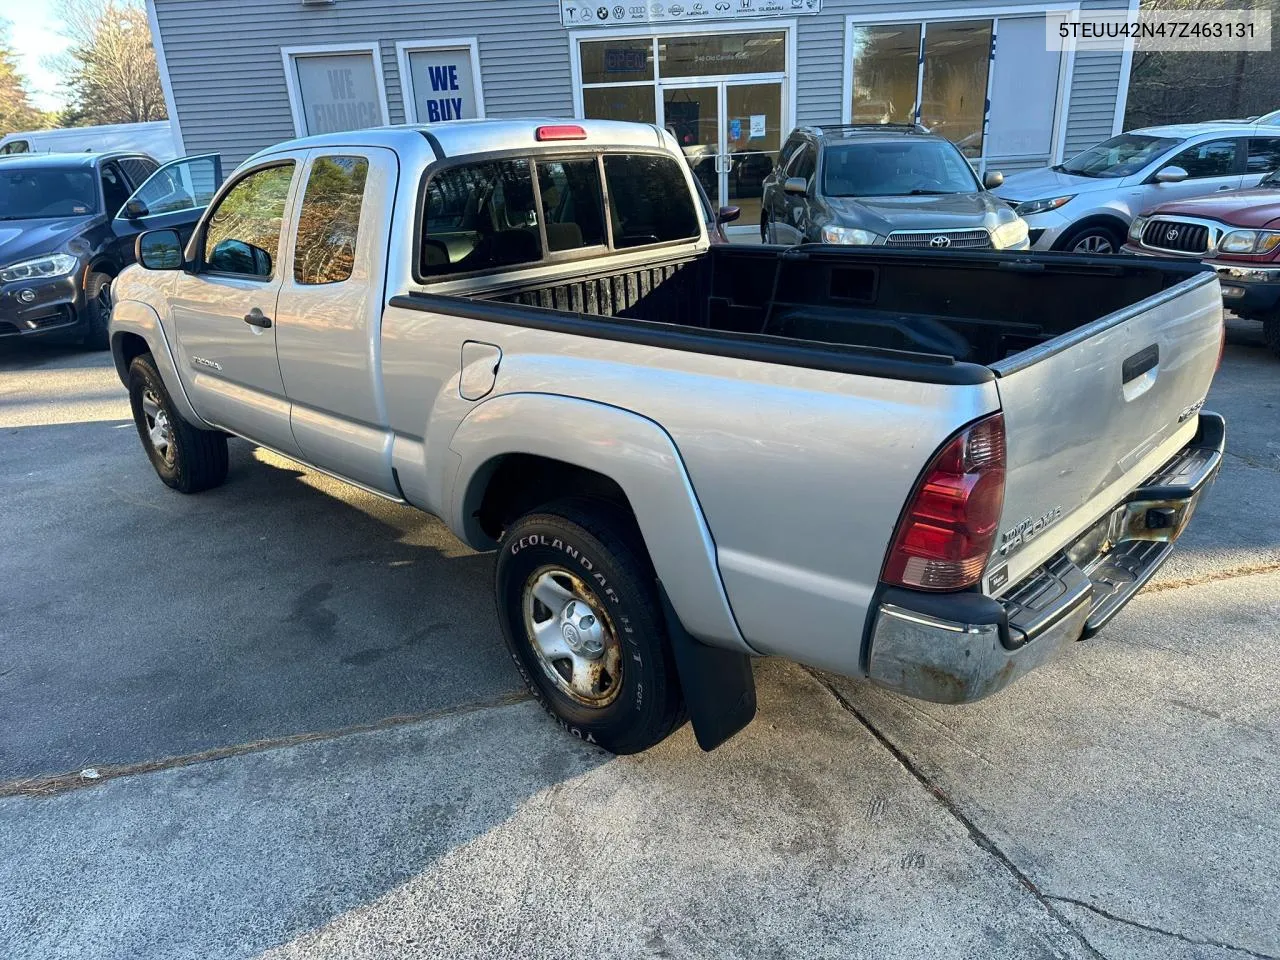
[882,413,1006,591]
[535,125,587,141]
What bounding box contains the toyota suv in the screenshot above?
[759,123,1028,251]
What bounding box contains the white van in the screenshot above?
[0,121,178,162]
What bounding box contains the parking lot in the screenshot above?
[1,319,1277,959]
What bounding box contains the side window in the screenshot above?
[100,163,132,217]
[421,159,540,277]
[202,163,295,278]
[294,155,369,285]
[776,137,801,172]
[121,155,221,218]
[601,154,700,249]
[119,157,158,189]
[1,140,29,155]
[1165,139,1239,179]
[788,145,815,182]
[1247,138,1280,174]
[535,158,606,252]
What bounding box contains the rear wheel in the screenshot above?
[1264,313,1280,360]
[1060,222,1124,255]
[127,353,228,493]
[81,271,112,350]
[494,499,686,754]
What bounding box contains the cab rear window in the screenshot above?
[419,151,699,279]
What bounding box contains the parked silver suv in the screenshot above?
[760,124,1029,250]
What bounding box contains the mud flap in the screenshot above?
[660,585,757,751]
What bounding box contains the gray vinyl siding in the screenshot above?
[155,0,1130,168]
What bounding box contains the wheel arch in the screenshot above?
[448,392,751,653]
[1053,213,1130,251]
[109,299,210,429]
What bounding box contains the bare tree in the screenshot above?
[51,0,166,126]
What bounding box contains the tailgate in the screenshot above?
[984,272,1222,594]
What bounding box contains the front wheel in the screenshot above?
[494,500,686,754]
[1060,223,1124,255]
[1264,313,1280,360]
[128,353,229,493]
[81,272,112,350]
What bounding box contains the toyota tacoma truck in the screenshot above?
[108,120,1225,754]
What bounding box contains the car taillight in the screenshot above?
[882,413,1006,592]
[536,125,586,141]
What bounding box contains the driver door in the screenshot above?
[112,154,223,268]
[168,155,304,456]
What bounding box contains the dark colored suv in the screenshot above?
[0,151,220,349]
[760,124,1029,251]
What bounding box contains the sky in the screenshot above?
[1,1,75,112]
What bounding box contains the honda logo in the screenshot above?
[930,235,951,248]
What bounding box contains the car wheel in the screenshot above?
[1061,224,1124,255]
[81,271,113,350]
[494,498,686,754]
[1264,313,1280,361]
[128,353,229,494]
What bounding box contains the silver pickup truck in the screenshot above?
[109,120,1226,755]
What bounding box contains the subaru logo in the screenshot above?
[1166,227,1179,241]
[930,235,951,248]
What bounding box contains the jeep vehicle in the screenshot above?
[759,123,1028,251]
[110,120,1224,755]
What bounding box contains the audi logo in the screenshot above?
[930,235,951,248]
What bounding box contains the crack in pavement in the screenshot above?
[803,667,1109,960]
[1045,895,1280,960]
[1145,560,1280,594]
[1223,449,1280,473]
[0,691,532,800]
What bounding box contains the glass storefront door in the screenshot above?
[661,79,783,230]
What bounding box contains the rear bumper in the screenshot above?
[864,412,1225,704]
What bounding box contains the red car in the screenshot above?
[1123,173,1280,358]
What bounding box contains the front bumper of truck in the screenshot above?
[864,412,1225,704]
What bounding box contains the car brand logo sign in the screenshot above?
[17,289,35,303]
[930,235,951,248]
[1166,227,1179,242]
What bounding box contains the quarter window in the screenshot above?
[602,154,700,248]
[422,159,541,276]
[1247,138,1280,174]
[294,155,368,285]
[119,158,158,189]
[203,163,295,278]
[1165,139,1239,179]
[536,159,606,252]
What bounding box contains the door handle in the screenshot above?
[243,308,272,329]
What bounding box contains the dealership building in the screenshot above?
[147,0,1136,229]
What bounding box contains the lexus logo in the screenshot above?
[930,235,951,248]
[1166,227,1180,241]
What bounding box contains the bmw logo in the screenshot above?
[17,289,35,303]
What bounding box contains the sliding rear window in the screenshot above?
[419,151,699,279]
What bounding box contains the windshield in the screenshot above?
[0,168,98,219]
[821,140,979,198]
[1060,134,1181,178]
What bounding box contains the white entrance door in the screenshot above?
[661,79,784,233]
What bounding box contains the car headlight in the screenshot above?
[991,218,1029,249]
[1128,216,1149,242]
[1016,195,1075,217]
[0,253,79,284]
[821,225,881,245]
[1219,229,1280,254]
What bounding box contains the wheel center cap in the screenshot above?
[559,600,605,659]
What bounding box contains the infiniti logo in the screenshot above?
[929,235,951,248]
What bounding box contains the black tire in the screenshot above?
[127,353,228,494]
[1058,222,1125,255]
[1265,313,1280,361]
[495,499,686,754]
[81,271,112,350]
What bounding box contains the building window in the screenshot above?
[282,44,390,138]
[395,39,485,124]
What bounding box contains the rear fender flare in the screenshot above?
[448,392,751,653]
[109,299,210,428]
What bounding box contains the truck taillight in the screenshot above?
[882,413,1006,592]
[536,125,586,141]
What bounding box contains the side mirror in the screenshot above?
[1155,165,1189,184]
[983,170,1005,189]
[783,176,809,196]
[135,229,183,270]
[123,198,148,220]
[716,205,741,225]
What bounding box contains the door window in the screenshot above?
[293,155,369,285]
[1247,138,1280,174]
[100,163,132,217]
[202,163,295,278]
[536,159,606,252]
[118,157,158,189]
[121,155,222,219]
[787,145,815,182]
[1165,139,1240,179]
[421,159,541,277]
[0,140,30,154]
[602,154,700,248]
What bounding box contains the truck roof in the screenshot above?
[248,119,671,165]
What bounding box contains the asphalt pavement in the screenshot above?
[0,318,1276,959]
